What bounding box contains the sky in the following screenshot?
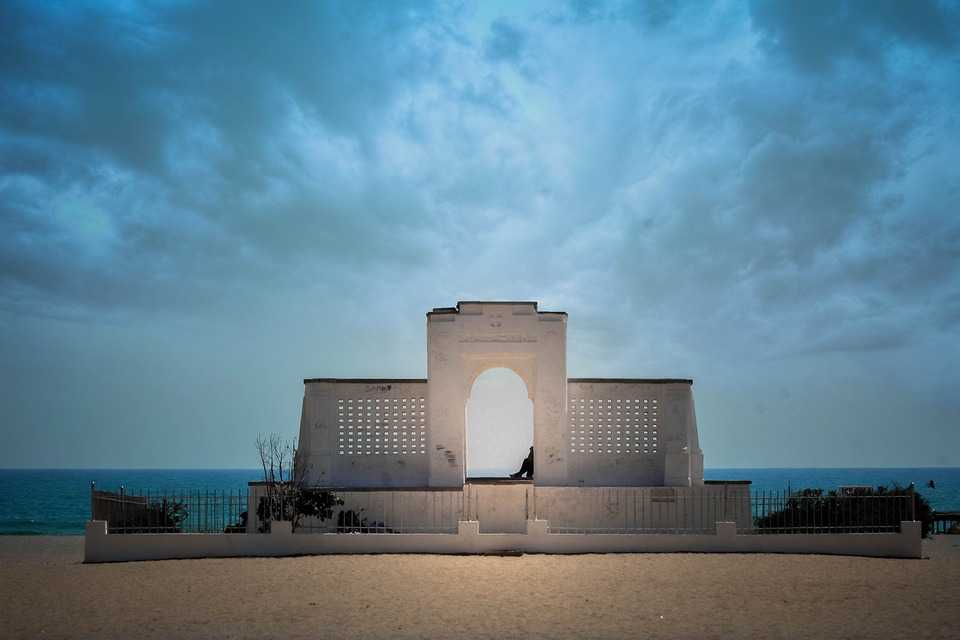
[1,0,958,470]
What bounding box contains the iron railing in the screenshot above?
[537,488,917,535]
[296,490,464,534]
[931,511,959,534]
[91,484,250,534]
[91,484,920,536]
[744,489,916,535]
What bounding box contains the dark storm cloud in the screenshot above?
[749,0,960,72]
[549,1,960,365]
[0,0,957,467]
[1,1,438,169]
[0,0,444,315]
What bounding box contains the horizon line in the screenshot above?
[1,465,958,471]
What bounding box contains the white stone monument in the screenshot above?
[297,301,703,488]
[292,301,717,533]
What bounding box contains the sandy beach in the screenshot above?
[1,536,957,639]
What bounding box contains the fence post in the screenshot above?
[721,485,726,523]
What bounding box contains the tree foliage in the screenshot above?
[255,433,343,532]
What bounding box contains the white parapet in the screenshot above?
[84,519,922,563]
[285,484,754,536]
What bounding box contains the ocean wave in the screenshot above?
[0,519,83,535]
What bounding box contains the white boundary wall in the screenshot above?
[84,520,921,563]
[246,483,753,535]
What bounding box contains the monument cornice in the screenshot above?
[303,378,427,384]
[427,300,568,316]
[568,378,693,385]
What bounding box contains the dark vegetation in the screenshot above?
[256,487,343,533]
[224,511,247,533]
[755,485,933,537]
[336,509,388,533]
[92,490,188,533]
[255,433,343,533]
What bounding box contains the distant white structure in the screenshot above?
[297,301,703,488]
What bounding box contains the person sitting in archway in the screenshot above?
[509,446,534,479]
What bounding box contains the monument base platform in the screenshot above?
[251,482,752,535]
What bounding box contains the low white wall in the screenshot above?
[84,520,922,563]
[251,484,753,535]
[534,485,751,532]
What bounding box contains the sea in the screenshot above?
[0,467,957,535]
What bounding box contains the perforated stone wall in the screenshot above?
[565,380,703,486]
[297,379,431,487]
[337,396,427,456]
[568,396,660,455]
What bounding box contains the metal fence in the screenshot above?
[744,489,916,535]
[931,511,959,534]
[91,484,919,536]
[535,487,917,535]
[297,490,464,534]
[91,484,250,534]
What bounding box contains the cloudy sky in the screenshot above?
[1,0,958,470]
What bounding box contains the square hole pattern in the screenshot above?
[568,397,659,455]
[337,397,427,456]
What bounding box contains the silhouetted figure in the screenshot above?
[510,446,534,479]
[928,480,936,489]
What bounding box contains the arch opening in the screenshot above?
[465,367,534,478]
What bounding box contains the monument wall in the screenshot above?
[296,301,704,488]
[566,380,704,486]
[297,379,431,487]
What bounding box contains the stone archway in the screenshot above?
[464,367,534,478]
[425,301,568,487]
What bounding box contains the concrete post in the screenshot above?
[526,520,549,536]
[83,520,108,564]
[457,520,480,554]
[457,520,480,536]
[85,520,107,537]
[900,521,922,559]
